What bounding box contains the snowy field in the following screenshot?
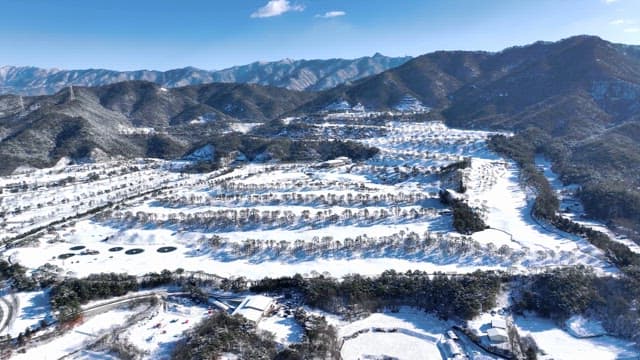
[1,118,635,358]
[12,306,141,360]
[2,121,618,281]
[516,315,638,360]
[339,308,449,360]
[2,290,52,338]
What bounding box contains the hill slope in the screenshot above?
[302,35,640,233]
[0,81,315,173]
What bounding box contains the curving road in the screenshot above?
[0,294,16,335]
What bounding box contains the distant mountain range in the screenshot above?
[0,54,411,95]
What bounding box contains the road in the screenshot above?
[0,293,17,335]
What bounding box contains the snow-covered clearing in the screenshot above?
[2,290,52,338]
[565,315,607,338]
[2,121,618,281]
[258,315,304,345]
[119,296,210,359]
[12,307,140,360]
[516,315,639,360]
[339,308,449,360]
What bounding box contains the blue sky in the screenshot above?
[0,0,639,70]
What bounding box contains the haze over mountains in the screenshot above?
[1,35,639,231]
[0,54,411,95]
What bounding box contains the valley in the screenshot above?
[1,22,640,359]
[1,119,616,279]
[1,113,636,359]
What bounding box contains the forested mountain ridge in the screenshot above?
[0,54,411,95]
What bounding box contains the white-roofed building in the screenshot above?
[487,327,508,343]
[232,295,275,323]
[491,318,507,329]
[442,339,462,357]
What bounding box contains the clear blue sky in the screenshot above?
[1,0,639,71]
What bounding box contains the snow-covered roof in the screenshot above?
[234,307,264,323]
[232,295,274,323]
[442,339,462,356]
[491,318,507,329]
[244,295,274,312]
[487,328,508,342]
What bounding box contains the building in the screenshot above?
[442,339,462,357]
[314,156,352,169]
[491,318,507,329]
[487,328,508,343]
[231,295,275,323]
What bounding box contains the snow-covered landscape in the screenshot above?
[1,116,638,359]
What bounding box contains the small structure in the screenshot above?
[491,318,507,330]
[487,328,508,343]
[232,295,275,323]
[314,157,352,169]
[442,339,463,358]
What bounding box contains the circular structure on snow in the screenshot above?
[69,245,86,251]
[58,253,75,259]
[157,246,177,253]
[108,247,124,252]
[125,248,144,255]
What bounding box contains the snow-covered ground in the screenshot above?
[565,315,607,338]
[2,119,636,358]
[120,296,210,359]
[516,315,639,360]
[2,290,52,338]
[2,121,619,280]
[12,307,141,360]
[339,308,449,360]
[258,315,303,345]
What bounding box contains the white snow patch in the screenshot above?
[516,315,638,360]
[565,315,607,338]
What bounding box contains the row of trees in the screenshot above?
[205,231,524,262]
[106,206,438,230]
[158,191,432,208]
[184,133,380,173]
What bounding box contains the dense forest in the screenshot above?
[251,270,504,320]
[514,266,640,343]
[172,309,341,360]
[49,273,139,322]
[439,190,489,234]
[0,259,37,291]
[184,133,379,172]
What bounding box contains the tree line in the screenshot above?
[251,270,504,321]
